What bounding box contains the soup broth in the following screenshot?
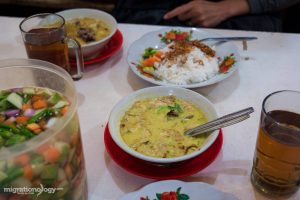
[120,96,209,158]
[65,17,111,45]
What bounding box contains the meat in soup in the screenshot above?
[65,17,111,45]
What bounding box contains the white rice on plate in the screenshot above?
[153,42,219,85]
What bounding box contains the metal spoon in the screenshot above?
[200,37,258,43]
[185,107,254,137]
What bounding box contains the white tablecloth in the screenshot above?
[0,16,300,200]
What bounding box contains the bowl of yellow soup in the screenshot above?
[57,8,117,59]
[109,86,219,164]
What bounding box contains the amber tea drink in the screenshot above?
[19,13,84,80]
[251,90,300,196]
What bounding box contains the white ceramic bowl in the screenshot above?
[108,86,219,164]
[57,8,117,59]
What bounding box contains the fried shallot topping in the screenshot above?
[165,40,193,61]
[190,40,215,57]
[164,40,215,63]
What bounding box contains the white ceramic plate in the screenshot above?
[119,180,240,200]
[127,27,240,88]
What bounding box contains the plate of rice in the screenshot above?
[127,27,240,88]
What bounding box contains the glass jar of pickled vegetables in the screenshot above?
[0,59,87,200]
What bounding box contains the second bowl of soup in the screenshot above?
[57,8,117,59]
[109,86,219,164]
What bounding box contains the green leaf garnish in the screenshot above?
[168,103,183,113]
[143,47,157,59]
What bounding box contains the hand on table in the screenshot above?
[164,0,250,27]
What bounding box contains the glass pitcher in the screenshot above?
[0,59,87,200]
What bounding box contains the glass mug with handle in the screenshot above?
[19,13,84,80]
[251,90,300,197]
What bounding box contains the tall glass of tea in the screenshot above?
[251,90,300,196]
[19,13,84,80]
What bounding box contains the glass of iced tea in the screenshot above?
[251,90,300,196]
[19,13,84,80]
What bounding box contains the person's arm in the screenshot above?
[248,0,300,14]
[164,0,250,27]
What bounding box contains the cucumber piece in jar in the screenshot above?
[23,87,35,94]
[6,160,15,169]
[48,93,61,105]
[30,156,45,177]
[54,142,70,164]
[54,179,70,198]
[0,90,9,98]
[0,99,12,112]
[0,130,13,139]
[6,92,23,109]
[0,90,9,105]
[42,88,54,97]
[0,166,24,187]
[41,164,59,185]
[4,135,26,147]
[53,101,68,109]
[0,160,6,171]
[11,177,32,188]
[0,171,8,182]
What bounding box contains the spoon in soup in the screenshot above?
[185,107,254,137]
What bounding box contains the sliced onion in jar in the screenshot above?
[6,116,16,122]
[5,109,20,117]
[24,108,35,117]
[46,117,57,128]
[10,88,22,93]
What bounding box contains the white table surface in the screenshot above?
[0,16,300,200]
